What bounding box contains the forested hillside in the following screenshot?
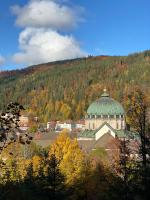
[0,50,150,122]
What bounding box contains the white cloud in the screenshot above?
[11,0,83,31]
[0,55,5,66]
[11,0,86,66]
[12,28,86,65]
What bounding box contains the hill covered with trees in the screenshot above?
[0,50,150,122]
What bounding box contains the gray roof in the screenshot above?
[33,132,59,147]
[78,132,119,152]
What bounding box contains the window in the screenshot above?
[93,123,95,129]
[89,122,90,129]
[103,115,108,119]
[121,120,124,129]
[116,122,119,129]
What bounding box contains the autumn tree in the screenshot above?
[50,130,85,185]
[124,88,150,199]
[60,139,85,185]
[118,138,138,200]
[44,154,65,200]
[0,102,32,154]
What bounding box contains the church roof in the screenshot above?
[78,130,95,138]
[87,89,125,116]
[78,122,139,140]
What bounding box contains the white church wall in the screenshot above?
[95,124,116,140]
[85,117,125,130]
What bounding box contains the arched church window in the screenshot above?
[116,122,119,129]
[93,123,95,129]
[121,120,123,129]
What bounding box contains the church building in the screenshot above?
[78,89,139,152]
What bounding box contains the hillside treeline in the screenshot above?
[0,50,150,122]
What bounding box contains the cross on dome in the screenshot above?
[101,88,109,97]
[103,88,107,92]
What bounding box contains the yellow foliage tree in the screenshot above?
[123,87,148,131]
[50,130,71,163]
[32,155,42,177]
[60,139,85,184]
[49,130,85,185]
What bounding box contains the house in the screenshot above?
[75,120,85,130]
[19,115,29,130]
[19,116,29,125]
[55,120,75,132]
[47,121,57,130]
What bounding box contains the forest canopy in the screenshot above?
[0,50,150,122]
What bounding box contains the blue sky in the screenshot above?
[0,0,150,70]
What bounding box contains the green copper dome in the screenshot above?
[87,89,125,116]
